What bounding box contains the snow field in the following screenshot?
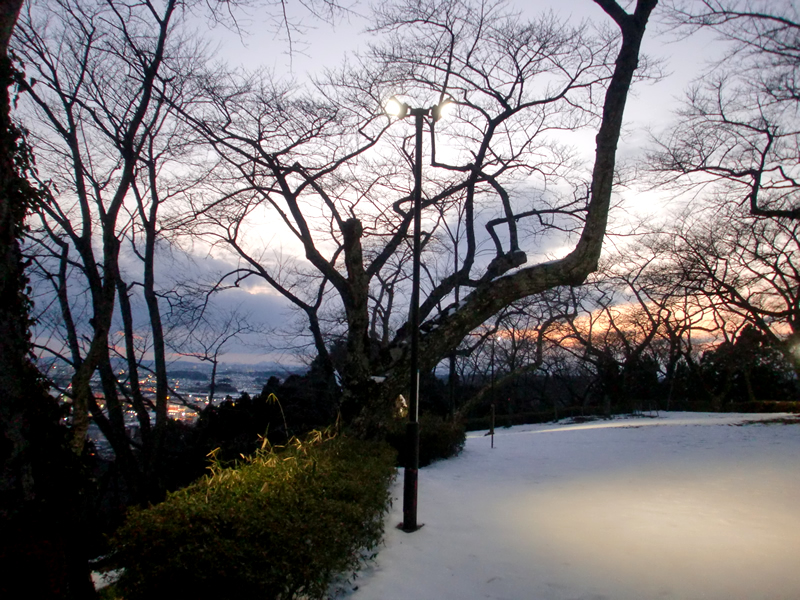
[344,412,800,600]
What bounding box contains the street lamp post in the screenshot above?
[385,96,450,532]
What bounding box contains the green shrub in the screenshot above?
[387,414,466,467]
[108,431,396,600]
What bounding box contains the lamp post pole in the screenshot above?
[385,96,450,532]
[402,106,426,532]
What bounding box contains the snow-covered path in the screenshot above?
[344,412,800,600]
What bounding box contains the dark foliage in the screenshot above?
[0,392,96,599]
[190,360,341,468]
[699,326,799,408]
[386,413,466,467]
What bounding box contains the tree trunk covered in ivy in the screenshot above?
[0,1,96,597]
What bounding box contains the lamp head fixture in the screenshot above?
[384,96,409,119]
[431,97,454,122]
[384,95,454,122]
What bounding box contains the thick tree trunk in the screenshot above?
[0,0,34,514]
[341,217,384,424]
[0,2,97,596]
[142,197,170,500]
[0,62,35,511]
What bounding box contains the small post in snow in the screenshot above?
[490,403,495,449]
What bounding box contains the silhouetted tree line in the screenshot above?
[454,324,799,428]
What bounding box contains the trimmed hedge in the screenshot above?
[108,432,396,600]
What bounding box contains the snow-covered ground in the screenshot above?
[343,412,800,600]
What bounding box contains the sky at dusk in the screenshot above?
[184,0,723,363]
[217,0,720,123]
[26,1,727,367]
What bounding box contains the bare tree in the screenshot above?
[186,0,659,424]
[169,304,265,406]
[450,288,577,417]
[555,250,684,412]
[16,0,213,501]
[651,0,800,219]
[654,199,800,377]
[482,234,731,415]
